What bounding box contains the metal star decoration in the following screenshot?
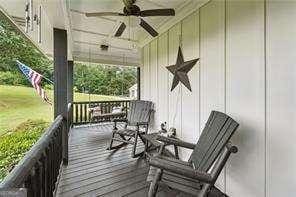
[166,47,199,92]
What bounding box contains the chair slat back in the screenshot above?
[189,111,239,172]
[127,100,153,125]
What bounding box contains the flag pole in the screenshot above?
[15,59,53,105]
[41,75,54,84]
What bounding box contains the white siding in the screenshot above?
[200,1,226,191]
[157,33,169,128]
[149,40,158,129]
[225,1,265,196]
[181,11,200,160]
[142,45,150,100]
[140,0,296,196]
[266,1,296,196]
[168,24,182,137]
[200,0,225,132]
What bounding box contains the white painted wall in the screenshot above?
[140,0,296,196]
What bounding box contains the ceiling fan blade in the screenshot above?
[140,9,175,17]
[85,12,124,17]
[114,22,126,37]
[139,19,158,37]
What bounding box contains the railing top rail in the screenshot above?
[0,115,64,188]
[73,100,133,104]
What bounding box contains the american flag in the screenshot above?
[16,60,52,105]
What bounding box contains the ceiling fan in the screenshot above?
[85,0,175,38]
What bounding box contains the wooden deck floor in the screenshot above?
[56,123,189,197]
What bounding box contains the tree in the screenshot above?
[73,63,137,96]
[0,17,53,86]
[0,17,137,96]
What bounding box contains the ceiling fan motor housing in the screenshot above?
[123,5,140,16]
[85,0,175,38]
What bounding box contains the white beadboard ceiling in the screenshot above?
[0,0,209,66]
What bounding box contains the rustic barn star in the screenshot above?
[166,47,199,92]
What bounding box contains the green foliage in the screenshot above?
[0,16,137,96]
[0,71,27,85]
[0,119,49,181]
[0,71,15,85]
[74,63,137,96]
[44,84,53,90]
[0,18,53,84]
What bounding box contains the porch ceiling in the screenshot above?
[69,0,191,67]
[0,0,209,66]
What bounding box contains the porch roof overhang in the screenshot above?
[0,0,209,67]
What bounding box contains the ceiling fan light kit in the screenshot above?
[100,44,109,51]
[85,0,175,37]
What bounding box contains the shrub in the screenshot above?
[0,71,15,85]
[0,119,49,181]
[0,71,27,86]
[44,84,53,90]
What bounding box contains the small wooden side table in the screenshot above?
[142,133,180,159]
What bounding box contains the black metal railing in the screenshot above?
[73,100,131,125]
[0,111,70,196]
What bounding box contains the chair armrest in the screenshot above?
[112,118,128,129]
[137,122,149,126]
[156,136,196,150]
[112,118,128,123]
[149,156,213,184]
[144,135,164,147]
[128,122,149,126]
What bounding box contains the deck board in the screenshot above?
[56,123,192,197]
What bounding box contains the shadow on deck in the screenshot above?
[56,123,187,197]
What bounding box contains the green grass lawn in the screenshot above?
[0,85,122,135]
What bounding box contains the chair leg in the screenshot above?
[198,183,211,197]
[131,130,139,158]
[148,169,163,197]
[107,129,116,150]
[108,133,129,150]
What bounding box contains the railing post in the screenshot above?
[62,118,68,165]
[0,116,64,196]
[54,28,69,165]
[72,100,132,125]
[67,103,73,131]
[67,60,74,128]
